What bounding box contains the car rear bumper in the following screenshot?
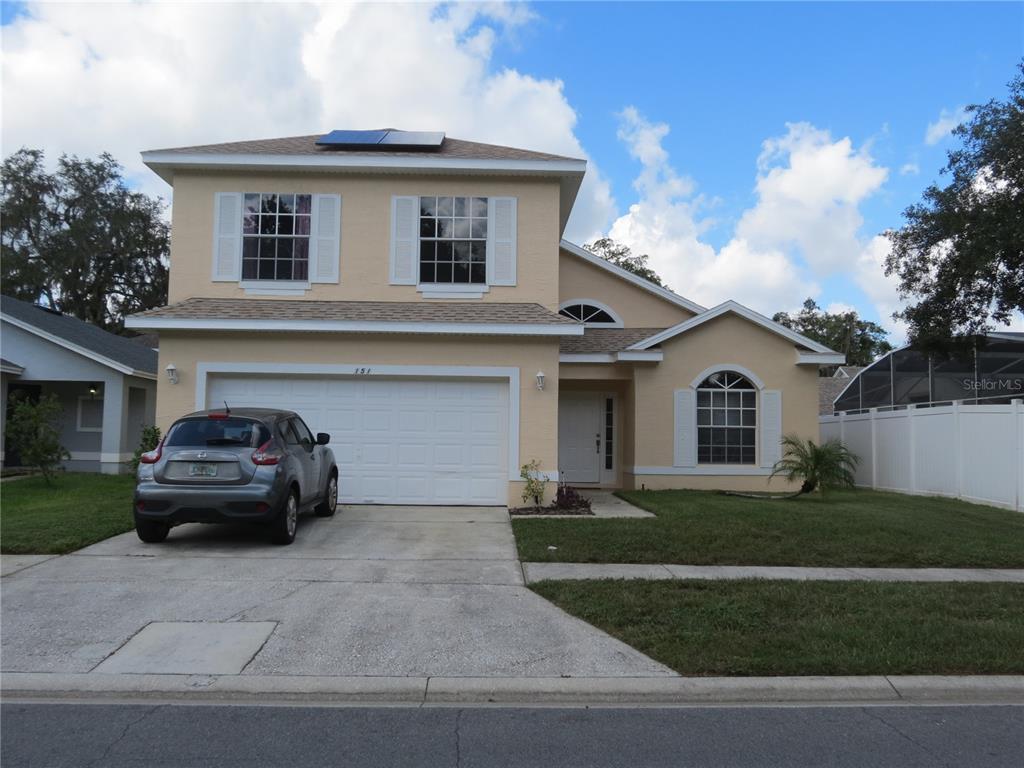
[134,480,288,525]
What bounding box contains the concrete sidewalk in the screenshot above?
[523,562,1024,583]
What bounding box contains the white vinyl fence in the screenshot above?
[820,399,1024,512]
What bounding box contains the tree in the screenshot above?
[6,393,70,482]
[885,62,1024,352]
[1,149,169,332]
[773,299,892,370]
[768,436,859,498]
[583,237,668,288]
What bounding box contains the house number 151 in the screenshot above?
[354,367,373,375]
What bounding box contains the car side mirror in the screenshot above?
[316,432,330,446]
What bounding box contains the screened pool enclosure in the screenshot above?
[832,332,1024,413]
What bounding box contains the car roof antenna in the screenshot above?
[224,401,231,416]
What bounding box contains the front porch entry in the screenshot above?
[558,391,614,485]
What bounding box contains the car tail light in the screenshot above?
[252,439,282,466]
[207,412,230,420]
[139,440,163,464]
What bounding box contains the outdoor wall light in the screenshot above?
[165,363,179,385]
[88,383,99,397]
[536,371,546,391]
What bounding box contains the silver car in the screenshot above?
[133,408,338,545]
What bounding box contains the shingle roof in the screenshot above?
[146,134,581,163]
[560,327,667,354]
[819,375,860,415]
[0,295,158,375]
[128,297,576,328]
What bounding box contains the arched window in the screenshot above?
[696,371,757,464]
[558,301,621,326]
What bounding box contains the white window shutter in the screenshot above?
[761,390,783,468]
[488,196,517,286]
[310,194,341,283]
[389,195,418,285]
[674,388,697,467]
[211,193,242,281]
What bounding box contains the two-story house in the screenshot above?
[126,129,842,506]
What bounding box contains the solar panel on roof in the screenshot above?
[316,130,389,146]
[315,129,445,151]
[377,131,445,149]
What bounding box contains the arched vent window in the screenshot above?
[559,302,619,325]
[696,372,757,464]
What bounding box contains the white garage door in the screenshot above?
[205,375,509,505]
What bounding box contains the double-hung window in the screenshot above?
[418,196,488,285]
[242,193,312,282]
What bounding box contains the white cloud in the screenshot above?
[0,1,613,240]
[605,110,903,316]
[925,106,968,145]
[899,163,920,176]
[851,235,907,341]
[736,122,888,274]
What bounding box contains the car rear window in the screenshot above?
[165,418,270,448]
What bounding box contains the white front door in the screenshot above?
[558,392,603,484]
[205,375,509,505]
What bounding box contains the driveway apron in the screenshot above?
[0,507,674,679]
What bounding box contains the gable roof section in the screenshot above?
[627,300,844,362]
[146,134,582,163]
[125,298,582,337]
[0,295,158,378]
[143,133,587,234]
[559,240,706,315]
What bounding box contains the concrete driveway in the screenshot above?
[1,506,673,679]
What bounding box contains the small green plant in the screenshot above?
[770,435,859,497]
[5,392,70,482]
[520,459,548,507]
[129,424,161,472]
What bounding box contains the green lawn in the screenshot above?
[0,473,135,554]
[513,489,1024,568]
[531,579,1024,676]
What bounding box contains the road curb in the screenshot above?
[3,673,1023,706]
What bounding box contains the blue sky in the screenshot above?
[2,1,1022,338]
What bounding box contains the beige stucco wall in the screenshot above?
[628,313,820,491]
[168,171,562,309]
[558,249,696,328]
[156,332,560,506]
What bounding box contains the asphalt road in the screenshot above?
[2,701,1021,767]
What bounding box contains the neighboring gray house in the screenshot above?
[818,365,864,415]
[1,295,158,474]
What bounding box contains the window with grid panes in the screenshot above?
[242,194,312,281]
[696,372,757,464]
[419,196,487,284]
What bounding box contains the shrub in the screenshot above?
[129,424,161,472]
[520,459,548,507]
[5,392,70,482]
[554,482,592,511]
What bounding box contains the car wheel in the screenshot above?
[315,472,338,517]
[134,515,170,543]
[272,489,299,545]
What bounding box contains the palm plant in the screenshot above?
[769,435,859,497]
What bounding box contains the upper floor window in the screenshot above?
[419,196,487,284]
[559,302,621,326]
[696,371,756,464]
[242,193,312,281]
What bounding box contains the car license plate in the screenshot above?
[189,463,218,478]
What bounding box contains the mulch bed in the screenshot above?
[509,506,594,516]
